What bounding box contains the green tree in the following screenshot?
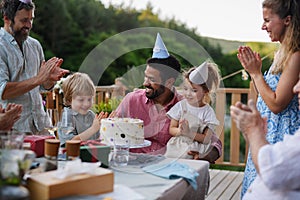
[8,0,271,89]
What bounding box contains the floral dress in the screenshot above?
[241,69,300,198]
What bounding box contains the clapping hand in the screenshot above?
[230,99,268,142]
[91,111,108,132]
[38,57,69,89]
[0,103,22,131]
[179,119,191,136]
[237,46,262,77]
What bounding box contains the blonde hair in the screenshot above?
[184,61,221,104]
[262,0,300,74]
[62,72,95,106]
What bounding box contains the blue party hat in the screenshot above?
[189,62,208,84]
[152,33,170,58]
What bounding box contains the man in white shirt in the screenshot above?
[0,0,69,133]
[230,73,300,200]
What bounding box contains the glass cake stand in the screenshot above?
[130,140,151,149]
[101,140,151,149]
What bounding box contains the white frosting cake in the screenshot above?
[100,118,144,146]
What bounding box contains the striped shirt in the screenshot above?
[0,28,50,133]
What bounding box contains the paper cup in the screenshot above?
[44,139,60,158]
[66,140,81,160]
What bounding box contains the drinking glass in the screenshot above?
[57,123,74,136]
[0,131,24,150]
[109,140,130,167]
[43,109,59,137]
[59,108,75,135]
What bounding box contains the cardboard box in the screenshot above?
[27,167,114,200]
[80,141,111,167]
[24,135,55,157]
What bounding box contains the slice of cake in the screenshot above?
[100,118,144,146]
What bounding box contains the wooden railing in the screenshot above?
[43,85,117,120]
[215,82,257,167]
[94,85,117,104]
[44,83,257,167]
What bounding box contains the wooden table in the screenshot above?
[35,156,210,200]
[110,158,210,200]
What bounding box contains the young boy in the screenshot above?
[58,72,108,146]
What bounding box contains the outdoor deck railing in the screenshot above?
[44,83,257,167]
[215,83,257,167]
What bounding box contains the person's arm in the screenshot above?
[230,99,268,173]
[237,47,300,113]
[167,101,183,136]
[258,132,300,190]
[169,118,180,136]
[187,131,221,163]
[2,57,68,100]
[170,117,207,141]
[2,76,42,100]
[72,112,108,141]
[192,127,212,144]
[244,126,268,173]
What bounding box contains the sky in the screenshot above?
[101,0,270,42]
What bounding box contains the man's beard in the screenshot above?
[10,24,29,42]
[145,85,165,99]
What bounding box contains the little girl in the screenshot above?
[165,61,221,161]
[58,72,108,147]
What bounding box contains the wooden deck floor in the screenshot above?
[206,169,244,200]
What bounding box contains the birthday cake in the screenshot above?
[100,118,144,146]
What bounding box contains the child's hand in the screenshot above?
[179,119,190,136]
[98,111,109,120]
[187,151,200,160]
[76,111,109,142]
[91,111,108,131]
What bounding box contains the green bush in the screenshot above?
[92,98,122,114]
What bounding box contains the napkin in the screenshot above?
[54,159,101,179]
[142,161,199,190]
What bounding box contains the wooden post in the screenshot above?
[44,92,55,109]
[230,93,241,165]
[54,89,63,120]
[215,89,226,164]
[249,80,258,103]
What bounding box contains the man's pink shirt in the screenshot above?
[115,89,183,154]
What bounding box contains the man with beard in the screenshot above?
[0,0,69,134]
[114,34,182,155]
[114,34,221,163]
